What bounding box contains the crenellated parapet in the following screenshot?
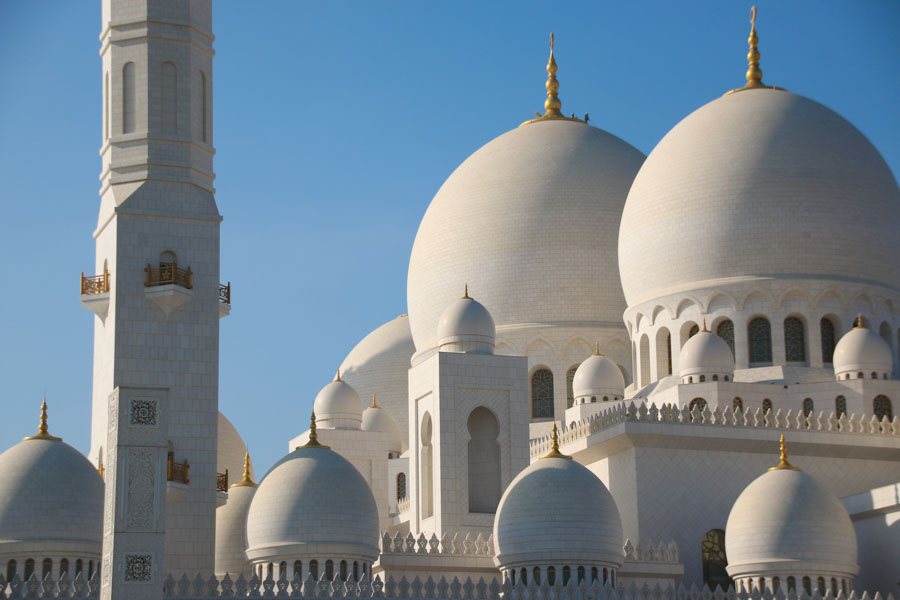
[380,532,494,558]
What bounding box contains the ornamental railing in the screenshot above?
[219,282,231,304]
[145,262,192,289]
[167,452,190,484]
[217,470,229,492]
[80,268,109,295]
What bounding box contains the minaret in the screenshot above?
[85,0,221,591]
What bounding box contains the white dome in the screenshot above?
[245,444,379,563]
[339,315,414,446]
[408,119,645,352]
[215,483,256,577]
[726,452,857,581]
[833,323,893,379]
[0,436,104,554]
[619,89,900,307]
[493,454,623,570]
[218,412,254,483]
[313,374,362,430]
[572,351,625,400]
[361,401,405,454]
[437,290,496,354]
[679,329,735,378]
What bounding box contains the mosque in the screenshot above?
[0,1,898,599]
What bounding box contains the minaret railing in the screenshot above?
[167,451,190,484]
[145,262,192,289]
[80,267,109,295]
[216,470,228,492]
[218,282,231,304]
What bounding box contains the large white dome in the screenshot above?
[339,315,414,444]
[0,436,104,553]
[619,89,900,307]
[408,119,645,351]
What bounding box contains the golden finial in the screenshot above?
[299,411,330,450]
[98,452,104,479]
[856,313,864,328]
[768,434,802,471]
[540,423,572,460]
[334,368,342,382]
[23,399,62,442]
[461,283,470,299]
[371,393,378,408]
[594,342,601,356]
[521,33,586,126]
[232,452,258,487]
[725,6,784,96]
[702,319,709,332]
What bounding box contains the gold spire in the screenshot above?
[371,393,379,408]
[298,411,330,450]
[594,342,601,356]
[856,313,865,328]
[702,318,709,332]
[98,453,105,479]
[23,399,62,442]
[540,423,572,460]
[521,33,586,126]
[462,283,470,299]
[334,368,342,382]
[232,452,258,487]
[724,6,785,96]
[768,434,802,471]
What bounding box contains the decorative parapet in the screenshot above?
[0,571,99,598]
[380,531,494,557]
[397,496,410,515]
[531,401,900,460]
[622,539,679,564]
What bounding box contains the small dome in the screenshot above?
[436,287,496,354]
[218,412,254,483]
[0,408,104,556]
[679,327,735,379]
[573,350,625,400]
[726,439,858,582]
[361,397,405,454]
[312,372,362,430]
[493,436,623,570]
[245,441,379,564]
[215,454,258,578]
[833,321,893,379]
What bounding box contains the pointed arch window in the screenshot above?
[835,395,847,417]
[874,395,893,421]
[6,560,15,581]
[689,324,699,338]
[531,369,554,419]
[701,529,732,590]
[566,366,578,408]
[762,399,772,413]
[748,317,772,363]
[396,472,407,501]
[733,397,743,412]
[784,317,806,362]
[803,398,814,417]
[716,319,735,356]
[666,333,673,375]
[820,318,836,363]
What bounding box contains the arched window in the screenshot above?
[784,317,806,362]
[420,413,433,518]
[803,398,814,417]
[820,318,837,363]
[325,560,334,581]
[787,576,796,592]
[639,334,651,387]
[520,568,527,585]
[802,576,812,594]
[591,567,598,583]
[396,473,407,501]
[874,395,893,421]
[701,529,732,590]
[531,369,554,419]
[699,375,706,382]
[161,62,177,133]
[716,319,735,356]
[532,567,541,585]
[566,366,578,408]
[266,563,273,578]
[279,561,286,578]
[309,560,318,581]
[689,324,699,338]
[24,559,35,581]
[546,566,555,585]
[6,559,15,581]
[293,561,302,578]
[712,374,718,381]
[666,332,673,375]
[60,558,69,576]
[339,560,347,581]
[762,399,772,413]
[733,397,743,412]
[835,396,847,417]
[562,566,570,585]
[773,576,780,591]
[748,317,772,364]
[75,559,83,578]
[159,250,177,268]
[817,577,826,595]
[353,561,359,582]
[467,407,501,513]
[88,560,95,580]
[689,398,707,412]
[122,62,135,133]
[577,566,585,583]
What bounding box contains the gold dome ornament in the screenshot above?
[540,423,572,460]
[521,33,586,126]
[232,452,258,488]
[23,399,62,442]
[298,411,330,450]
[725,6,785,96]
[768,434,802,471]
[371,393,378,408]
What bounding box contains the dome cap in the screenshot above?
[833,316,893,379]
[678,321,735,378]
[361,394,405,453]
[573,345,626,400]
[437,285,496,354]
[312,370,362,430]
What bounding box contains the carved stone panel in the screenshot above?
[126,450,156,529]
[123,554,153,583]
[129,398,158,427]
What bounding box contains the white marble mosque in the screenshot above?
[0,1,898,599]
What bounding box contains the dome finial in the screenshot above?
[232,451,258,487]
[856,313,864,328]
[520,34,586,126]
[594,342,601,356]
[768,434,802,471]
[371,393,378,408]
[541,423,572,460]
[300,411,330,450]
[23,398,62,442]
[334,368,342,382]
[462,283,470,299]
[702,318,709,332]
[725,6,785,96]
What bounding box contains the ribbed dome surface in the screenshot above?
[246,446,379,560]
[493,457,623,568]
[679,330,735,377]
[833,325,893,377]
[619,89,900,307]
[409,119,645,351]
[726,467,857,578]
[573,353,625,398]
[0,438,104,547]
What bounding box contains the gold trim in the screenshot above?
[23,399,62,442]
[521,33,586,126]
[768,434,801,471]
[298,411,330,450]
[701,318,709,332]
[371,393,379,409]
[724,6,786,96]
[540,423,572,460]
[593,342,601,356]
[461,283,470,299]
[856,313,865,328]
[232,452,258,488]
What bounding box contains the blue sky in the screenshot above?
[0,2,898,473]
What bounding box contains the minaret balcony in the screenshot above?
[218,282,231,319]
[166,452,190,503]
[144,262,193,317]
[216,470,229,492]
[80,268,110,321]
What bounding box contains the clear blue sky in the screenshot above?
[1,2,898,474]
